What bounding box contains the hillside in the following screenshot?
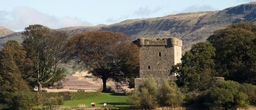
[1,2,256,51]
[0,26,14,37]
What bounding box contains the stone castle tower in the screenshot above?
[135,37,182,89]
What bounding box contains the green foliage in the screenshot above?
[185,80,256,109]
[43,97,64,107]
[138,78,158,109]
[22,24,69,91]
[140,87,158,109]
[0,91,35,110]
[239,83,256,105]
[64,92,129,107]
[40,92,73,101]
[128,78,158,109]
[173,42,216,92]
[42,68,66,88]
[0,41,35,109]
[128,78,184,109]
[34,92,73,106]
[127,90,141,107]
[158,80,184,107]
[10,91,36,110]
[34,92,76,109]
[207,22,256,84]
[202,80,249,109]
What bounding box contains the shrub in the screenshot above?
[11,91,36,110]
[128,78,158,109]
[58,92,73,100]
[202,80,249,109]
[43,97,64,108]
[158,80,184,107]
[240,83,256,105]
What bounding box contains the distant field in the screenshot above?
[64,92,132,108]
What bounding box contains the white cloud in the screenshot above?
[181,5,216,13]
[133,6,162,17]
[105,6,163,24]
[0,7,91,31]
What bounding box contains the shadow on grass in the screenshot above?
[98,102,134,109]
[110,93,126,96]
[98,102,131,105]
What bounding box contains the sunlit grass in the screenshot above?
[64,92,132,108]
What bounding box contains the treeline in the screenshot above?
[128,22,256,109]
[0,24,139,110]
[2,22,256,110]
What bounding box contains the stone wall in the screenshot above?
[135,37,182,90]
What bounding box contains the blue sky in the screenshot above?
[0,0,255,31]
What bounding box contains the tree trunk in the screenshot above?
[102,75,108,92]
[37,81,42,92]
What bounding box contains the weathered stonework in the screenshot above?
[135,37,182,89]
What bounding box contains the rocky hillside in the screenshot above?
[59,2,256,51]
[0,32,23,48]
[1,2,256,51]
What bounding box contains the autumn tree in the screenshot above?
[68,31,139,92]
[22,24,68,91]
[120,41,139,88]
[172,42,216,92]
[207,22,256,84]
[0,41,35,109]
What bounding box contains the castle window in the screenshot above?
[148,66,150,69]
[158,52,161,57]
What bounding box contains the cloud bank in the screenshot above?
[0,7,91,31]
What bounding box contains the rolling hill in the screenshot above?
[1,2,256,52]
[0,26,14,37]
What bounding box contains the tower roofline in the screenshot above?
[136,37,182,47]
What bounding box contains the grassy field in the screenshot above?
[64,92,132,108]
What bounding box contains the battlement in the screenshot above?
[135,37,182,90]
[137,37,182,47]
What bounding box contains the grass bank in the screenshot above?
[64,92,132,108]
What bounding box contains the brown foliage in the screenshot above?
[68,31,139,91]
[0,41,31,108]
[0,41,30,91]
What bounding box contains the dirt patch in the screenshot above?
[42,71,133,92]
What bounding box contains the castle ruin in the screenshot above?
[135,37,182,89]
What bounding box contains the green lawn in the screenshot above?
[64,92,132,108]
